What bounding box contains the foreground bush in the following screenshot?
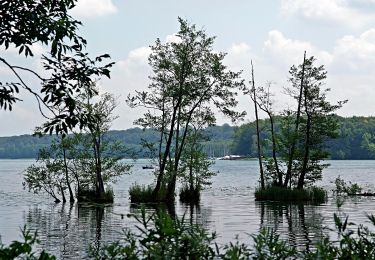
[94,209,216,259]
[255,186,327,203]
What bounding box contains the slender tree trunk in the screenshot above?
[94,138,105,195]
[153,97,181,198]
[60,185,66,203]
[298,114,311,189]
[166,105,182,201]
[268,114,282,186]
[284,51,306,187]
[189,153,194,194]
[251,61,265,189]
[63,147,75,203]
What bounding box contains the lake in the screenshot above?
[1,159,375,259]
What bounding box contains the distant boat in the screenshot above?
[142,165,154,170]
[218,155,244,160]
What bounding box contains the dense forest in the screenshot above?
[1,116,375,160]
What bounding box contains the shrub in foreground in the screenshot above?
[94,209,216,259]
[255,186,327,203]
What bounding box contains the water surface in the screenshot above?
[1,159,375,258]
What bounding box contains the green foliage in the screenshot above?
[304,214,375,259]
[178,129,216,203]
[24,94,131,203]
[255,186,327,203]
[0,0,114,134]
[252,228,297,259]
[0,226,55,260]
[220,237,251,259]
[95,209,217,259]
[5,213,375,259]
[24,143,69,203]
[334,176,362,195]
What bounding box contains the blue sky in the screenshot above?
[1,0,375,136]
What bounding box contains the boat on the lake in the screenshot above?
[142,165,155,170]
[217,155,245,160]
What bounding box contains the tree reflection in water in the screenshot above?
[256,201,326,251]
[24,203,121,259]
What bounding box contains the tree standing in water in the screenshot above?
[128,18,245,202]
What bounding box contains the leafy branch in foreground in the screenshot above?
[0,226,55,260]
[0,0,114,135]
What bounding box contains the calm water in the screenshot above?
[1,159,375,258]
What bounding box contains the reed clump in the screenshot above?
[77,188,114,203]
[255,186,327,203]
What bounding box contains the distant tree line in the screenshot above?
[1,117,375,160]
[231,116,375,160]
[0,124,234,159]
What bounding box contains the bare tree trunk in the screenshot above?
[284,51,306,187]
[251,61,265,189]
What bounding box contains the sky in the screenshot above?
[1,0,375,136]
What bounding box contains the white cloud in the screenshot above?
[281,0,374,28]
[228,42,251,56]
[225,42,253,72]
[116,47,151,70]
[70,0,117,18]
[263,30,333,67]
[333,28,375,70]
[99,46,152,130]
